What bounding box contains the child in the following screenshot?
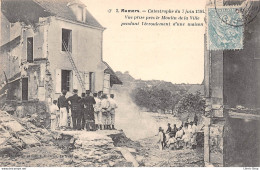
[50,100,59,130]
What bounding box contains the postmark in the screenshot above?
[214,0,260,27]
[207,6,244,50]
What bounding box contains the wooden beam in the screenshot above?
[116,147,139,167]
[229,111,260,121]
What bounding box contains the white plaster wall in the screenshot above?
[47,17,106,98]
[0,12,10,46]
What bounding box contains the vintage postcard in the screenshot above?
[0,0,259,168]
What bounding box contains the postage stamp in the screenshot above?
[207,6,244,50]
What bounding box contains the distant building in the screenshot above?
[0,0,122,112]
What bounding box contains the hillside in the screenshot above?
[111,71,204,95]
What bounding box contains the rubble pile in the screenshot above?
[56,130,134,167]
[1,110,178,167]
[0,110,139,166]
[0,111,41,156]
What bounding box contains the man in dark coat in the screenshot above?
[67,89,81,130]
[80,90,96,131]
[80,93,86,130]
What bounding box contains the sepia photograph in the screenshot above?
[0,0,259,168]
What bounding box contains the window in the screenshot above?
[22,78,28,100]
[27,37,33,63]
[61,70,72,92]
[62,29,72,52]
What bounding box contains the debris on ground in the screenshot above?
[0,110,204,167]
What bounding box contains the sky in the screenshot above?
[83,0,206,84]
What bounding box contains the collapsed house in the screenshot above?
[0,0,122,115]
[204,0,260,167]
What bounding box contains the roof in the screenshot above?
[103,61,123,86]
[1,0,103,29]
[0,36,21,53]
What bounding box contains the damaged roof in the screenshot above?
[1,0,103,28]
[0,36,21,53]
[103,61,123,86]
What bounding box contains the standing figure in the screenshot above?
[166,123,172,133]
[158,127,166,150]
[175,126,184,149]
[80,93,86,130]
[58,90,69,130]
[93,93,101,130]
[170,124,178,138]
[67,89,81,130]
[80,90,96,131]
[183,123,191,149]
[191,122,198,149]
[165,123,172,142]
[97,91,103,130]
[49,100,59,130]
[108,94,117,130]
[100,94,110,130]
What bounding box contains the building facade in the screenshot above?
[0,0,121,112]
[204,0,260,167]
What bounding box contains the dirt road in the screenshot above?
[136,136,204,167]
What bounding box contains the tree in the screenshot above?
[132,87,176,113]
[175,91,205,115]
[169,93,183,114]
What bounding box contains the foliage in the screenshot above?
[174,91,205,115]
[131,87,181,113]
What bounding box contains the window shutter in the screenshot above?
[55,69,61,93]
[91,72,95,92]
[73,71,78,90]
[103,73,110,94]
[85,73,90,90]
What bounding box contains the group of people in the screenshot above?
[49,89,118,131]
[158,121,199,150]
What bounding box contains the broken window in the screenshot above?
[22,78,28,100]
[27,37,33,63]
[61,70,72,92]
[62,29,72,52]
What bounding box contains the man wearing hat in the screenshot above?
[80,90,96,131]
[57,90,69,130]
[67,89,81,130]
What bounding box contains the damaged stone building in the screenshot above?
[0,0,122,114]
[204,0,260,167]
